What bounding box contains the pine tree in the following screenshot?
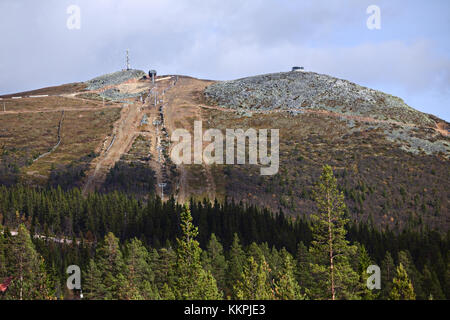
[309,165,360,300]
[84,259,104,300]
[227,233,245,298]
[389,263,416,300]
[274,250,304,300]
[356,244,377,299]
[153,247,176,292]
[381,251,395,299]
[205,233,227,293]
[160,282,175,300]
[234,256,274,300]
[445,258,450,299]
[173,205,222,300]
[6,224,51,300]
[398,250,423,299]
[422,264,444,300]
[295,241,313,297]
[94,232,127,299]
[123,238,157,300]
[0,226,6,280]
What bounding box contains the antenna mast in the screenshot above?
[126,49,130,70]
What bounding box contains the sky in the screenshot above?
[0,0,449,121]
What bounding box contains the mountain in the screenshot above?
[0,69,448,231]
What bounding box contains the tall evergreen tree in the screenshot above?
[153,247,176,293]
[295,241,313,297]
[123,238,157,300]
[445,258,450,299]
[227,233,245,298]
[356,244,377,299]
[389,263,416,300]
[234,256,274,300]
[309,165,359,300]
[94,232,127,299]
[398,250,424,299]
[380,251,395,299]
[421,264,444,300]
[0,226,7,280]
[274,250,304,300]
[84,260,104,300]
[5,224,51,300]
[173,205,222,300]
[205,233,227,293]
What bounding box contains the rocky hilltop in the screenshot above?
[205,71,436,127]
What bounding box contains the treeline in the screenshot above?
[0,166,449,299]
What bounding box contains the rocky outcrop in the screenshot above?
[205,71,436,127]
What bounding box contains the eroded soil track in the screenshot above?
[82,76,178,196]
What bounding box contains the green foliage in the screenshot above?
[274,251,305,300]
[173,205,222,300]
[204,234,227,293]
[0,179,448,300]
[88,233,126,299]
[398,250,424,299]
[123,238,157,300]
[380,251,395,299]
[389,263,416,300]
[308,165,360,300]
[3,224,51,300]
[234,256,274,300]
[421,264,444,300]
[227,233,245,298]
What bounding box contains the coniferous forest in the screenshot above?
[0,166,448,300]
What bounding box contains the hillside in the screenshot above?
[0,70,448,232]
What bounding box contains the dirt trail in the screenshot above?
[82,102,142,194]
[163,77,218,202]
[82,77,177,196]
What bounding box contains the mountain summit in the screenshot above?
[0,70,448,231]
[205,71,437,128]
